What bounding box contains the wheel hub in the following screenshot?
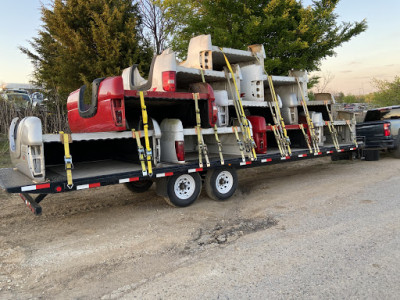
[215,171,233,194]
[174,175,195,200]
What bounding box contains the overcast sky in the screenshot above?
[0,0,399,95]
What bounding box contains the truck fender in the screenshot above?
[9,117,45,181]
[160,119,184,164]
[151,118,162,165]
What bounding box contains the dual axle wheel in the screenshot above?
[126,167,238,207]
[160,167,238,207]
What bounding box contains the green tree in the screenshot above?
[21,0,153,99]
[163,0,366,75]
[334,92,365,104]
[371,76,400,107]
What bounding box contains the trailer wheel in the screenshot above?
[165,173,202,207]
[125,180,153,193]
[205,167,238,201]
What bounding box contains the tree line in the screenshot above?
[21,0,368,103]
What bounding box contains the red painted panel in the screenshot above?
[68,76,126,133]
[248,116,267,154]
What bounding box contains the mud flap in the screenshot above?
[155,178,168,198]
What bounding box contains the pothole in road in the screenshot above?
[185,217,278,251]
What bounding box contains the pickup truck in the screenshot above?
[356,105,400,160]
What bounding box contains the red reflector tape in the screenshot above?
[327,151,333,154]
[188,168,203,173]
[21,183,50,192]
[89,183,101,188]
[298,154,308,158]
[36,183,50,190]
[77,183,100,190]
[119,177,140,183]
[156,172,174,178]
[261,158,272,163]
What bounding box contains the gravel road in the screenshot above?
[0,155,399,299]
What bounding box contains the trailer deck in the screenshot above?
[0,143,357,196]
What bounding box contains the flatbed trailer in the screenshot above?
[0,142,358,215]
[0,34,361,215]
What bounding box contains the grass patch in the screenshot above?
[0,134,11,168]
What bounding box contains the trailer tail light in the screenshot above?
[175,141,185,162]
[384,123,391,137]
[162,71,176,92]
[212,102,218,125]
[112,99,124,126]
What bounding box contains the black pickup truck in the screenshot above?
[356,105,400,160]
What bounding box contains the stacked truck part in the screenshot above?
[0,35,359,215]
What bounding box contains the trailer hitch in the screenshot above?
[19,193,48,215]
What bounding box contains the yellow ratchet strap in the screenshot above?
[132,129,147,176]
[200,67,223,165]
[220,48,256,161]
[325,121,340,150]
[267,102,289,157]
[233,126,246,162]
[60,131,74,189]
[296,78,320,153]
[346,120,358,147]
[271,125,284,156]
[193,93,210,168]
[139,91,152,176]
[299,124,313,153]
[200,68,206,83]
[267,76,291,155]
[267,76,289,140]
[324,100,340,151]
[214,124,224,165]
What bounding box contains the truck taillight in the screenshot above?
[162,71,176,92]
[212,102,218,126]
[384,123,391,137]
[175,141,185,162]
[112,99,124,126]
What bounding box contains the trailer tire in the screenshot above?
[165,173,202,207]
[205,167,238,201]
[125,180,153,193]
[330,153,340,161]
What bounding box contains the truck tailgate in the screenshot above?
[356,120,394,149]
[356,121,386,139]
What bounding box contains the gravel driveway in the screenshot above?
[0,155,399,299]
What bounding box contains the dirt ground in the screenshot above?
[0,154,399,299]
